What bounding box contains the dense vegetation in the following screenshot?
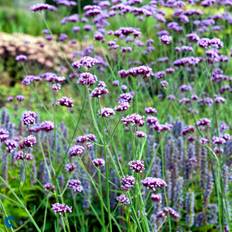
[0,0,232,231]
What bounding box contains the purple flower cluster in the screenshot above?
[57,97,74,108]
[52,203,72,214]
[22,111,37,126]
[121,176,135,191]
[69,145,85,157]
[78,72,97,86]
[67,179,83,192]
[31,3,57,12]
[118,66,152,78]
[72,56,99,69]
[141,177,167,191]
[121,113,144,127]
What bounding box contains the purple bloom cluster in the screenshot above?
[31,3,57,12]
[69,145,85,157]
[52,203,72,214]
[141,177,167,191]
[22,111,37,126]
[118,66,152,78]
[121,113,144,127]
[72,56,99,69]
[121,176,135,191]
[67,179,83,192]
[78,72,97,86]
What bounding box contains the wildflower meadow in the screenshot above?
[0,0,232,231]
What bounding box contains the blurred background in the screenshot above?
[0,0,94,106]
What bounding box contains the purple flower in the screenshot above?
[173,57,201,67]
[72,56,99,69]
[212,136,226,145]
[157,207,180,220]
[145,107,157,115]
[44,183,55,191]
[91,86,109,98]
[146,116,159,127]
[196,118,211,128]
[118,92,134,103]
[84,5,101,17]
[39,121,54,132]
[67,179,83,192]
[16,95,25,102]
[99,107,115,117]
[186,33,199,42]
[16,54,27,62]
[31,3,57,12]
[128,160,145,173]
[69,145,85,157]
[118,66,152,78]
[78,72,97,86]
[76,134,96,144]
[151,193,161,202]
[55,0,76,7]
[160,35,172,45]
[141,177,167,191]
[122,113,144,127]
[115,102,130,112]
[181,126,195,136]
[92,158,105,167]
[23,135,37,148]
[4,139,18,153]
[22,111,37,126]
[121,176,135,191]
[65,163,76,172]
[116,194,130,205]
[94,32,104,41]
[114,27,141,37]
[57,97,73,108]
[0,128,9,142]
[52,203,72,214]
[135,131,146,138]
[14,151,33,161]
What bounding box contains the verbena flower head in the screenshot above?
[91,86,109,98]
[22,111,37,125]
[72,56,99,69]
[0,128,9,142]
[121,176,135,191]
[145,107,157,115]
[52,203,72,214]
[39,121,55,132]
[157,207,180,220]
[67,179,83,192]
[115,102,130,112]
[78,72,97,86]
[99,107,115,117]
[116,194,130,205]
[65,163,76,172]
[92,158,105,168]
[196,118,211,128]
[16,54,27,62]
[128,160,145,173]
[44,183,55,191]
[122,113,144,127]
[141,177,167,191]
[31,3,57,12]
[57,97,74,108]
[23,135,37,148]
[4,139,18,153]
[76,134,96,144]
[69,145,85,157]
[151,193,161,202]
[135,131,146,138]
